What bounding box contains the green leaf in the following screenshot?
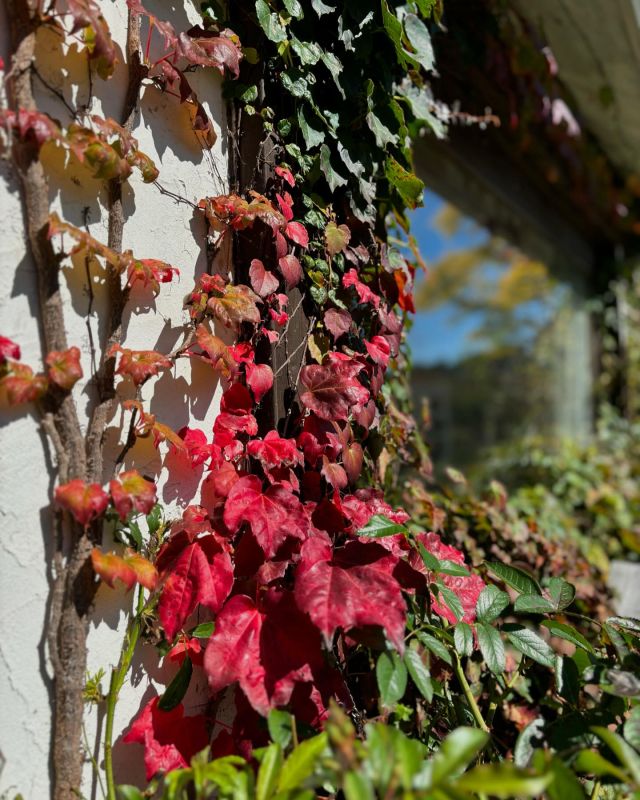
[624,706,640,752]
[344,771,375,800]
[548,577,576,610]
[453,622,474,657]
[376,651,407,707]
[607,616,640,634]
[268,709,293,749]
[601,668,640,697]
[191,621,214,639]
[430,727,489,786]
[366,111,398,149]
[435,582,464,622]
[416,631,453,665]
[404,645,433,702]
[384,157,423,208]
[531,753,586,800]
[438,560,470,577]
[604,621,630,662]
[291,38,322,65]
[319,144,347,192]
[277,733,327,792]
[146,503,162,535]
[403,14,434,72]
[320,51,344,96]
[358,514,405,538]
[297,106,324,149]
[282,0,303,18]
[281,70,311,100]
[415,540,441,571]
[591,726,640,784]
[574,749,630,783]
[556,655,580,706]
[158,656,192,711]
[256,743,283,800]
[117,787,145,800]
[514,594,556,614]
[381,0,409,67]
[504,625,555,668]
[255,0,287,42]
[311,0,334,15]
[476,585,510,623]
[541,620,594,652]
[476,622,506,674]
[455,763,551,797]
[514,718,545,768]
[487,562,541,596]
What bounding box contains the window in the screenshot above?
[409,190,594,475]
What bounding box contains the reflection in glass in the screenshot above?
[409,191,593,475]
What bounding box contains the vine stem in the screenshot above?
[453,652,490,733]
[589,779,601,800]
[104,587,145,800]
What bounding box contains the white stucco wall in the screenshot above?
[0,3,228,796]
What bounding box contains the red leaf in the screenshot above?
[223,475,309,558]
[276,192,294,222]
[245,362,273,403]
[246,430,302,469]
[208,284,261,329]
[204,595,270,715]
[364,335,391,367]
[299,360,369,421]
[194,324,238,378]
[324,309,352,340]
[202,461,239,508]
[0,336,21,362]
[0,362,48,405]
[321,456,348,490]
[45,345,83,391]
[295,537,406,652]
[343,442,363,484]
[109,469,157,520]
[284,221,309,248]
[341,489,409,531]
[200,193,285,231]
[158,535,233,641]
[342,269,380,307]
[110,344,172,386]
[275,166,295,187]
[124,400,188,455]
[177,27,242,77]
[55,479,109,527]
[127,259,178,294]
[91,547,158,591]
[249,258,279,297]
[0,108,61,148]
[123,697,208,780]
[277,254,303,289]
[167,636,203,666]
[177,427,211,467]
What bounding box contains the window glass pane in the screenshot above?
[409,190,593,476]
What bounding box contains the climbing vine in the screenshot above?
[2,1,640,799]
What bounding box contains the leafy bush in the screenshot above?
[117,533,640,799]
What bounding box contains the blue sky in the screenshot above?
[406,190,490,366]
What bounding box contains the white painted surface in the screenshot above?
[0,2,228,796]
[609,560,640,619]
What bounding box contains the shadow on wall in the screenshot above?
[0,0,231,796]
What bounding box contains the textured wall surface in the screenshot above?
[0,3,228,796]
